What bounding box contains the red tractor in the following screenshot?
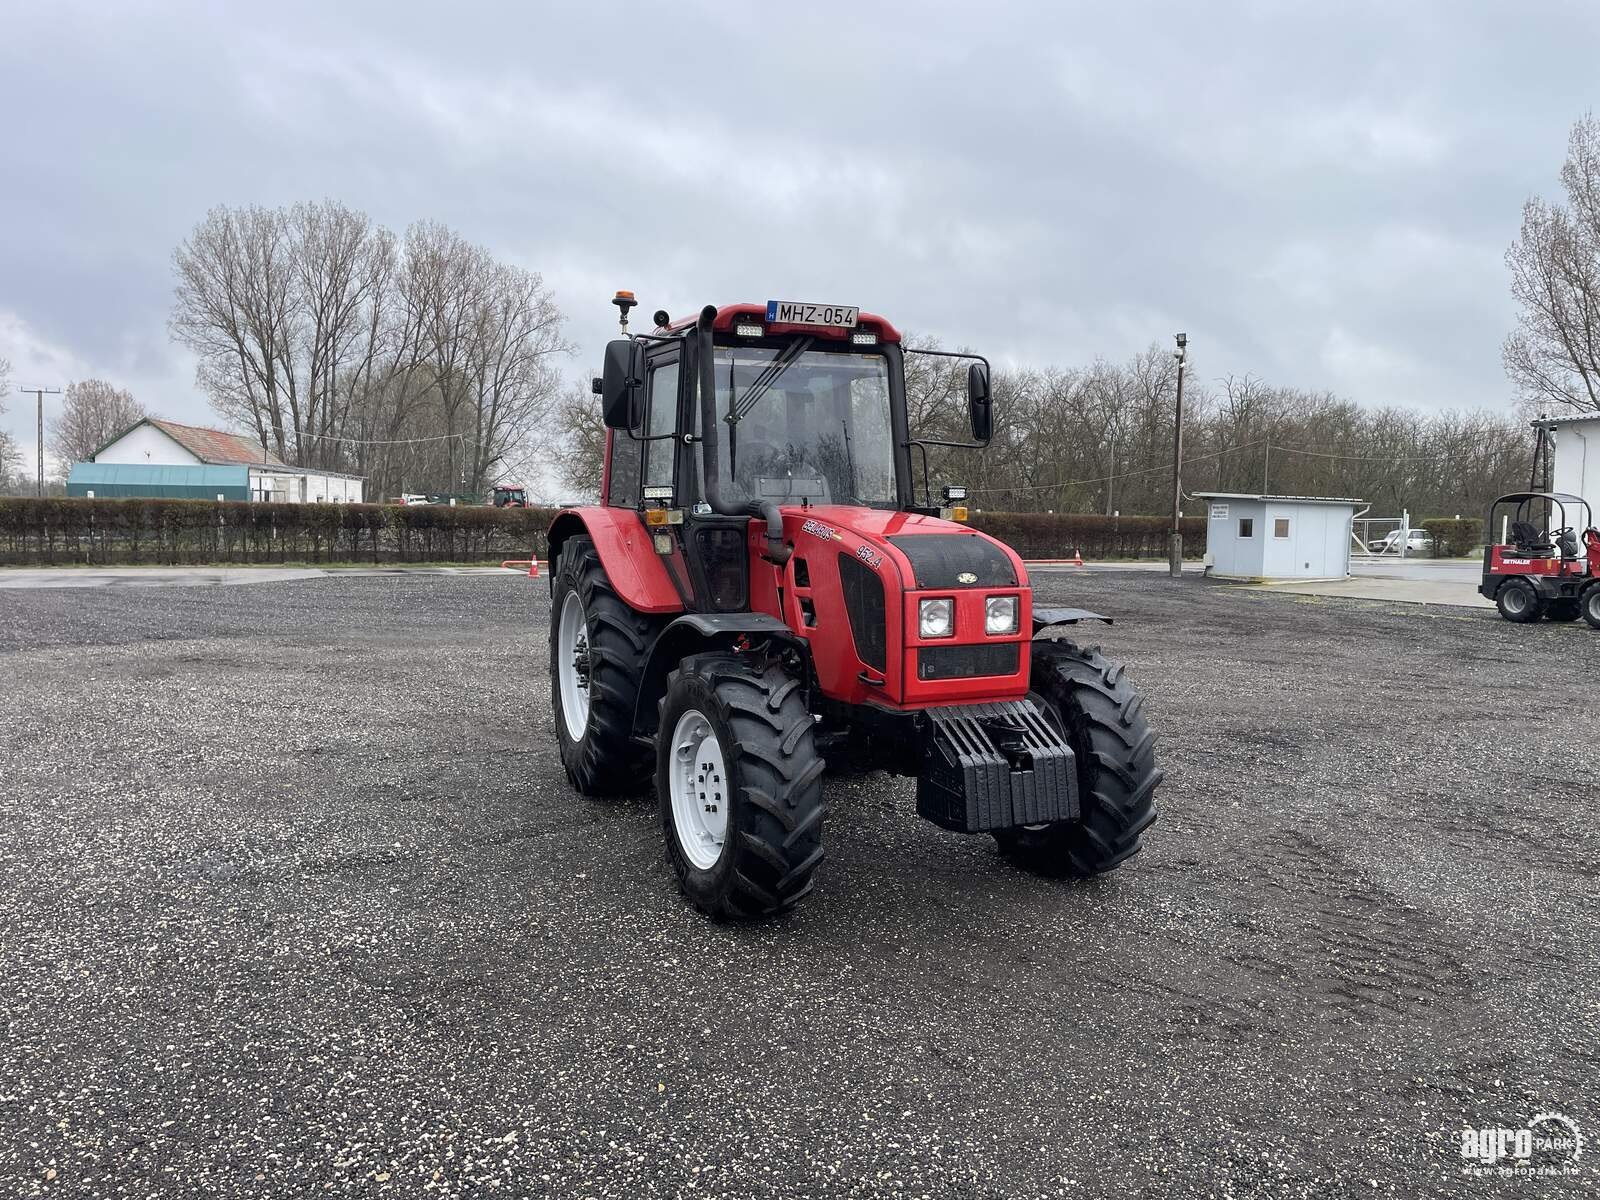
[1480,491,1600,626]
[547,294,1163,917]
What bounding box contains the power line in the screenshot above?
[968,440,1265,496]
[288,428,468,446]
[1266,442,1509,464]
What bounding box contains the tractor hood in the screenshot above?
[782,506,1029,590]
[774,505,1033,710]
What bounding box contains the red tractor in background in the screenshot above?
[1480,491,1600,627]
[547,294,1163,918]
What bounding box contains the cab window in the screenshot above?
[607,429,641,508]
[645,361,680,491]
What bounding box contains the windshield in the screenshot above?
[709,343,897,507]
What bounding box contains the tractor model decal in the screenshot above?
[855,544,883,570]
[802,518,841,543]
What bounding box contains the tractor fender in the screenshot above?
[1032,606,1113,634]
[633,613,806,737]
[546,507,683,615]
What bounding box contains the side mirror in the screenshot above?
[601,339,644,429]
[967,362,992,443]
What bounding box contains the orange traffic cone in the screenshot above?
[528,554,539,578]
[1072,547,1085,568]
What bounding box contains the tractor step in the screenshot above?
[916,699,1079,833]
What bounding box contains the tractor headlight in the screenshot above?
[918,597,955,639]
[985,595,1019,634]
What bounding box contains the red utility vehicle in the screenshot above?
[548,294,1163,917]
[1479,491,1600,626]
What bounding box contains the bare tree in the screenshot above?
[1504,112,1600,416]
[49,379,148,463]
[0,355,11,404]
[171,205,301,460]
[548,378,606,501]
[460,261,573,492]
[170,202,572,495]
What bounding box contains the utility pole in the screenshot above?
[19,387,61,497]
[1167,334,1188,578]
[1105,424,1117,517]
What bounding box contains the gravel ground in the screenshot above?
[0,572,1595,1198]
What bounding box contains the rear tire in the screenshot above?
[550,535,658,795]
[1546,599,1581,622]
[1583,584,1600,630]
[657,654,826,919]
[1495,578,1545,623]
[993,641,1161,878]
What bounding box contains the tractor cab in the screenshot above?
[492,485,529,508]
[544,293,1163,919]
[1480,491,1600,624]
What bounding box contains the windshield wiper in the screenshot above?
[725,337,813,477]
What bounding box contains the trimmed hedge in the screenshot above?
[1419,517,1483,558]
[0,498,1205,566]
[0,498,557,566]
[969,512,1207,560]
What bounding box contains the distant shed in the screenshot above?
[66,463,251,501]
[1194,493,1364,580]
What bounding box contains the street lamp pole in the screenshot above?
[1167,334,1188,578]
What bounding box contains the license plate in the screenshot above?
[765,300,859,328]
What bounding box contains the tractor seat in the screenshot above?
[1510,521,1558,556]
[1556,529,1580,558]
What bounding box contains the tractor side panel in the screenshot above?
[548,508,684,615]
[782,515,908,707]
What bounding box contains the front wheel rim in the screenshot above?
[557,591,591,741]
[1504,587,1527,614]
[669,708,730,871]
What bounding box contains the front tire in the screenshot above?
[1583,584,1600,630]
[657,654,826,919]
[1495,578,1545,623]
[550,535,658,795]
[994,641,1161,877]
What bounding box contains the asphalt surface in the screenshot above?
[0,572,1595,1197]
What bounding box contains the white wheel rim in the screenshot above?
[1505,587,1527,614]
[669,707,729,870]
[557,591,591,741]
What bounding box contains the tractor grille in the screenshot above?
[917,643,1019,681]
[889,533,1016,589]
[837,552,887,672]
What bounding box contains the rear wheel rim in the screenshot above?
[669,708,729,870]
[1504,586,1528,615]
[557,591,591,741]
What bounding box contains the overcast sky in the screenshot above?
[2,1,1596,466]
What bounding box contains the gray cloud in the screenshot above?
[2,1,1595,458]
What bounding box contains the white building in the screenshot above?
[1541,414,1600,521]
[91,418,364,503]
[1194,493,1364,580]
